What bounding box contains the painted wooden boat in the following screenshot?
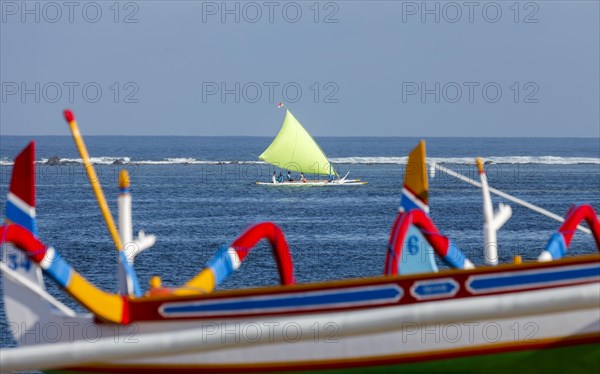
[1,113,598,373]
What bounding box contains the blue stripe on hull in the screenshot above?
[161,285,403,317]
[206,246,235,286]
[5,200,36,234]
[468,264,600,293]
[400,193,421,212]
[443,240,466,269]
[119,251,142,297]
[45,251,73,287]
[545,232,568,260]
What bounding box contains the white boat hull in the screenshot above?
[2,256,599,372]
[256,179,367,186]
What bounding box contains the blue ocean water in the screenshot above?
[0,136,599,349]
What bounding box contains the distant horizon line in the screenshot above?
[2,135,599,139]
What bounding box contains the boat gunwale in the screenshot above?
[128,253,600,304]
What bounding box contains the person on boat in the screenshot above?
[287,171,294,182]
[272,171,278,184]
[278,172,284,183]
[300,173,307,183]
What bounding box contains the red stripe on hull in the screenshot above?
[9,142,36,208]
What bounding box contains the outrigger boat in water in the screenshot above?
[1,111,599,373]
[256,105,367,186]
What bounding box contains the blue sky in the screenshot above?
[1,1,598,136]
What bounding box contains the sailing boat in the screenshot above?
[256,106,367,186]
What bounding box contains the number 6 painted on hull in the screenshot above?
[385,209,474,275]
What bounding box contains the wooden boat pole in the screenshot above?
[433,162,592,235]
[63,110,123,250]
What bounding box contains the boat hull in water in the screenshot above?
[256,179,367,186]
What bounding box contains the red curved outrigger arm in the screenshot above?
[230,222,296,286]
[542,204,600,260]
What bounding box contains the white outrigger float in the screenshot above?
[0,112,599,373]
[256,105,367,186]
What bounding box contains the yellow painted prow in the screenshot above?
[476,157,484,174]
[405,140,428,205]
[119,170,130,190]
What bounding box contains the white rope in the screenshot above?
[433,163,592,235]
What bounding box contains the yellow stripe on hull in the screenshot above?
[180,269,216,295]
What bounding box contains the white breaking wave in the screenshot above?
[1,156,598,166]
[38,157,132,165]
[132,158,265,165]
[329,156,600,165]
[133,158,205,165]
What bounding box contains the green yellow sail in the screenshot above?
[259,110,338,177]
